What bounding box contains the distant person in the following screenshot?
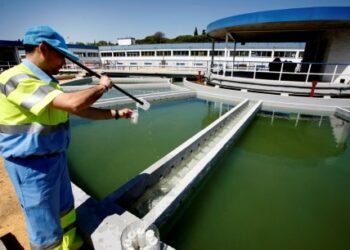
[269,57,281,72]
[0,25,133,250]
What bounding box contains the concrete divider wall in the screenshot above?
[143,101,262,226]
[93,90,196,109]
[62,82,173,92]
[335,107,350,121]
[109,77,171,84]
[108,99,249,205]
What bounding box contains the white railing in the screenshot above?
[58,60,350,84]
[212,60,350,84]
[0,61,18,72]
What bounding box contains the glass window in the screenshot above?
[127,51,140,57]
[144,62,152,65]
[173,50,189,56]
[229,50,249,57]
[274,51,296,58]
[113,52,126,57]
[156,51,171,56]
[209,50,224,56]
[298,51,304,59]
[285,51,296,58]
[75,52,86,57]
[191,50,208,56]
[251,51,272,57]
[141,51,155,56]
[130,62,137,65]
[101,52,112,57]
[87,52,99,57]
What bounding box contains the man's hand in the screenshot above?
[99,75,113,91]
[118,108,133,119]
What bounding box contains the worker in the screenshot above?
[0,25,133,249]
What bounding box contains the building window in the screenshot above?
[209,50,224,56]
[75,52,86,57]
[251,51,272,57]
[101,52,112,57]
[141,51,155,56]
[144,62,152,66]
[157,51,171,56]
[298,51,304,59]
[127,51,140,57]
[87,52,99,57]
[191,50,208,56]
[130,62,138,65]
[114,52,126,57]
[274,51,296,58]
[176,62,186,66]
[229,50,249,57]
[173,50,189,56]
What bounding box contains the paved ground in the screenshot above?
[0,158,29,249]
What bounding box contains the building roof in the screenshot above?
[207,6,350,42]
[67,44,99,50]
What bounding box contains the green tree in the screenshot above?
[153,31,166,43]
[136,31,168,44]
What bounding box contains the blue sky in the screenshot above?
[1,0,349,43]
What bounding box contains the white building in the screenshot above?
[117,37,136,46]
[98,42,305,69]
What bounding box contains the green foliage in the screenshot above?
[136,31,169,44]
[80,31,211,46]
[85,40,115,46]
[136,34,211,44]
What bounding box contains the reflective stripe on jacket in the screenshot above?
[0,63,70,158]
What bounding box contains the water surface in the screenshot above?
[68,98,230,199]
[162,115,350,250]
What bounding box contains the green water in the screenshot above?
[68,98,230,199]
[162,115,350,250]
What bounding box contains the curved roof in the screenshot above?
[207,7,350,42]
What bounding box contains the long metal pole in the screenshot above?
[44,42,145,106]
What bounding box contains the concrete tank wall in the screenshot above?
[323,30,350,83]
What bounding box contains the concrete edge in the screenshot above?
[335,107,350,122]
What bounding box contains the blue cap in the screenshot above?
[23,25,79,61]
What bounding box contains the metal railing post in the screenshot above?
[278,62,284,82]
[231,62,235,77]
[306,63,312,82]
[253,65,257,79]
[331,65,338,83]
